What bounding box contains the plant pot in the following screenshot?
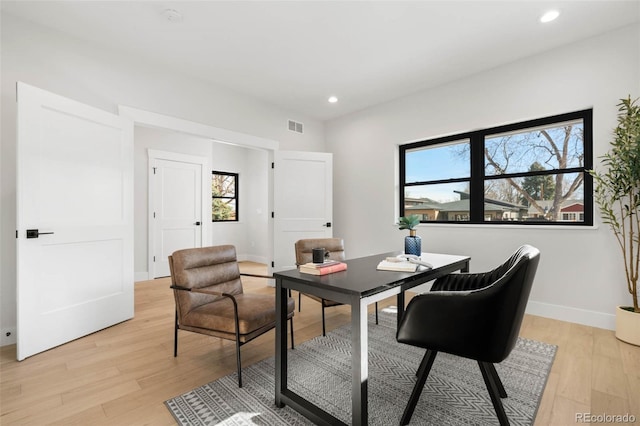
[404,235,422,256]
[615,306,640,346]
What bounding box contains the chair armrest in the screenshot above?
[187,289,242,337]
[240,273,274,279]
[170,285,191,292]
[171,285,236,300]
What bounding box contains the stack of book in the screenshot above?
[299,260,348,275]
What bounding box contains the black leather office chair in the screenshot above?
[396,245,540,425]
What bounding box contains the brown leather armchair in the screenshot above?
[169,245,295,388]
[294,238,378,336]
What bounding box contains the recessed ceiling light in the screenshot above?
[540,10,560,23]
[328,96,338,103]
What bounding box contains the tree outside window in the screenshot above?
[483,119,586,222]
[212,171,238,221]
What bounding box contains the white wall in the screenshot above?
[208,139,269,263]
[133,125,269,281]
[326,24,640,331]
[0,14,324,345]
[243,148,270,264]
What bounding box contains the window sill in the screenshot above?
[414,222,599,231]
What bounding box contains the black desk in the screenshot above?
[274,251,470,425]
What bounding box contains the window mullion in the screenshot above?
[399,145,407,217]
[469,133,485,223]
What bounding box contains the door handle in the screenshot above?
[323,222,332,228]
[26,229,54,239]
[195,221,201,226]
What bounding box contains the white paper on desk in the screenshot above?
[376,260,418,272]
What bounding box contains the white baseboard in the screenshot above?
[135,271,150,282]
[1,327,17,346]
[238,254,268,264]
[401,290,617,331]
[526,300,616,331]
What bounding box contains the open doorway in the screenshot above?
[122,107,276,281]
[135,127,271,281]
[121,106,334,281]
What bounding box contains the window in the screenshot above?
[212,171,238,221]
[400,109,593,225]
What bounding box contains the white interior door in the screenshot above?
[16,82,134,361]
[273,151,333,272]
[149,151,206,278]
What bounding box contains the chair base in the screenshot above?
[478,361,509,425]
[401,350,437,425]
[174,314,295,388]
[402,350,510,426]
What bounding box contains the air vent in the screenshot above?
[288,119,303,134]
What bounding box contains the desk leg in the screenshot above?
[462,260,470,273]
[396,291,406,332]
[351,296,368,425]
[275,277,287,408]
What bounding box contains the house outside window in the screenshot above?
[212,171,238,221]
[399,109,593,225]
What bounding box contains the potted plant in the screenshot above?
[590,95,640,345]
[399,214,422,256]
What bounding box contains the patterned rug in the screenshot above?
[165,311,556,425]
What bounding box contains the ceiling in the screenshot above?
[3,1,639,121]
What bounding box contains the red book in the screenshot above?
[299,262,347,275]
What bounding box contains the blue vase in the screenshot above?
[404,235,422,256]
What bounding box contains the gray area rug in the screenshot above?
[165,311,556,425]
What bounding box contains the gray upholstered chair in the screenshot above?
[169,245,295,388]
[294,238,378,336]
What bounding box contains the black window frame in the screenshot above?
[399,109,593,225]
[212,171,239,222]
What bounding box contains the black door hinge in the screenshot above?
[271,261,275,268]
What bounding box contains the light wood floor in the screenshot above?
[1,262,638,425]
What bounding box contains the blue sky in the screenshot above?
[405,141,469,201]
[405,141,469,183]
[404,122,584,202]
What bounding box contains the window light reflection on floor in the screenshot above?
[381,306,398,314]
